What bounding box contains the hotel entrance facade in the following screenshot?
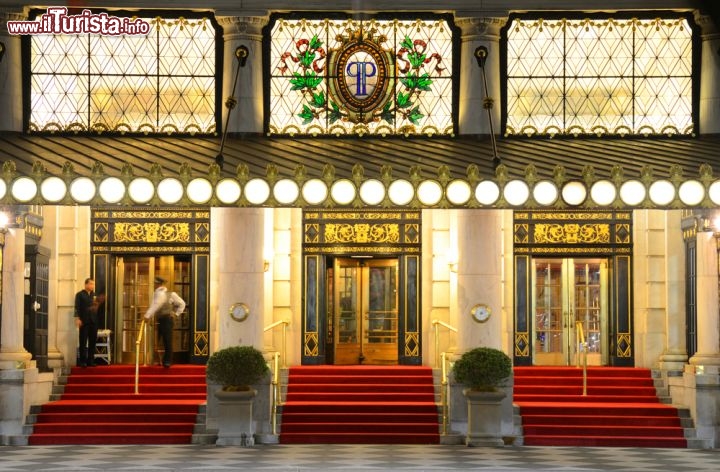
[1,0,720,447]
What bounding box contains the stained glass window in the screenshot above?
[505,16,694,136]
[29,15,217,134]
[268,17,454,136]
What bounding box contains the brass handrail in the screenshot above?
[576,320,588,396]
[134,319,146,395]
[270,351,281,435]
[264,319,289,368]
[440,351,451,435]
[432,319,457,368]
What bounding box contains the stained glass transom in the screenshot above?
[29,15,217,134]
[269,17,454,136]
[505,17,694,136]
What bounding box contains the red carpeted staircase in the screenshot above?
[514,366,687,447]
[279,365,440,444]
[28,365,206,445]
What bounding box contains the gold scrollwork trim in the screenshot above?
[325,223,399,244]
[616,334,632,358]
[92,245,204,253]
[527,212,617,221]
[534,223,609,244]
[304,246,420,254]
[102,210,198,219]
[515,333,530,356]
[194,332,209,356]
[114,222,190,243]
[405,332,419,357]
[304,333,319,356]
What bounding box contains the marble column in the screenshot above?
[211,207,266,351]
[657,210,688,371]
[216,15,268,136]
[0,10,25,131]
[0,228,32,369]
[454,209,504,351]
[689,230,720,368]
[696,13,720,134]
[456,17,505,136]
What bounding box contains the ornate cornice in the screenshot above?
[216,15,268,41]
[455,17,506,41]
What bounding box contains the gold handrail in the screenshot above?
[134,319,146,395]
[270,351,281,435]
[440,351,450,435]
[575,320,588,396]
[264,319,289,368]
[432,319,457,368]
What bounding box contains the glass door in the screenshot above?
[333,258,399,365]
[115,255,191,364]
[532,258,608,366]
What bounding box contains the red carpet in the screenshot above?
[29,365,206,445]
[514,366,687,447]
[279,365,440,444]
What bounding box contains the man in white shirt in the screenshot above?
[144,276,186,368]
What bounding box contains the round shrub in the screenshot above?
[206,345,270,391]
[452,347,512,391]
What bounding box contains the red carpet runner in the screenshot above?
[514,366,687,447]
[280,365,440,444]
[29,365,206,445]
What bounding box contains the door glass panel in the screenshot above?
[532,258,607,366]
[116,256,190,365]
[333,258,398,365]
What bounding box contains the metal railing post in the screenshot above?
[134,320,146,395]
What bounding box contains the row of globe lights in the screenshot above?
[2,172,720,208]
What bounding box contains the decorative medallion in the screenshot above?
[327,30,394,123]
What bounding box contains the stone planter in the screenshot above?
[463,388,507,447]
[214,388,257,446]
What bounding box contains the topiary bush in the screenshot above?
[206,345,270,391]
[452,347,512,391]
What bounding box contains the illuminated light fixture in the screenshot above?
[302,178,328,205]
[359,179,385,205]
[388,179,414,206]
[69,177,96,203]
[11,176,38,202]
[417,180,443,206]
[330,179,356,205]
[0,179,6,200]
[708,180,720,206]
[273,178,300,205]
[590,180,617,206]
[99,176,126,204]
[446,179,472,205]
[475,180,500,205]
[648,180,675,206]
[678,180,705,206]
[40,176,67,202]
[157,177,184,204]
[533,180,558,206]
[619,180,646,206]
[503,180,530,206]
[186,177,213,204]
[128,177,155,204]
[215,178,241,204]
[561,181,587,206]
[244,178,271,205]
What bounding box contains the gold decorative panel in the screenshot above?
[515,333,530,356]
[533,223,610,244]
[304,210,421,256]
[514,211,632,256]
[114,222,190,243]
[405,332,419,357]
[304,333,319,356]
[616,334,632,357]
[194,332,209,356]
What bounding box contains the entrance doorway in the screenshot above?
[114,255,191,365]
[332,258,399,365]
[532,258,608,366]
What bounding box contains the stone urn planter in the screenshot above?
[214,388,258,446]
[206,345,269,446]
[452,347,513,447]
